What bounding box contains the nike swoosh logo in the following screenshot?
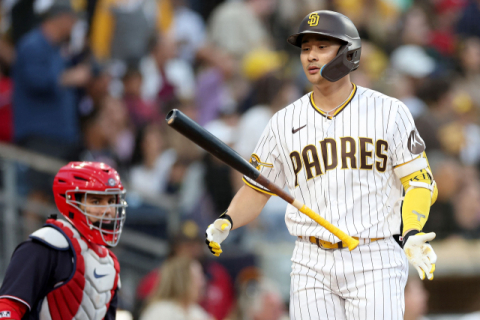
[292,125,307,134]
[94,269,108,279]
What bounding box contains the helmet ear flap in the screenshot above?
[320,45,352,82]
[320,45,361,82]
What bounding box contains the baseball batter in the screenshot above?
[206,10,438,320]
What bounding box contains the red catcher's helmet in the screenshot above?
[53,162,127,247]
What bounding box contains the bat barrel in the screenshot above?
[166,109,260,181]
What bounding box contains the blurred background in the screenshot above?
[0,0,479,319]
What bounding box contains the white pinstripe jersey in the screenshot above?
[244,84,425,243]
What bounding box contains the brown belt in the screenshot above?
[299,236,384,249]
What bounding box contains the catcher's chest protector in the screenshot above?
[37,219,120,320]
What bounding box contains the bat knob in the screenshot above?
[166,109,179,124]
[347,238,360,251]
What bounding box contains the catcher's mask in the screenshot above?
[53,162,127,247]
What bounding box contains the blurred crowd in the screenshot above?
[1,0,480,318]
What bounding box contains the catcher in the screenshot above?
[0,162,127,320]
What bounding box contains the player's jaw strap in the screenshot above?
[394,156,428,178]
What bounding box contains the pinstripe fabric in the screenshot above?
[290,237,408,320]
[241,84,420,318]
[244,85,422,242]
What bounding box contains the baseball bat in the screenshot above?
[166,109,359,251]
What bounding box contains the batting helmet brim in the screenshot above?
[287,31,349,48]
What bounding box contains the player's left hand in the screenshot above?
[403,231,437,280]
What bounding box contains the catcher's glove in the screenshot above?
[403,231,437,280]
[205,214,233,257]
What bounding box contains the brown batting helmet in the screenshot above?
[288,10,361,82]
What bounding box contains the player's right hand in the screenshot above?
[205,218,231,256]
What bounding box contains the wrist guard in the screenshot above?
[402,230,419,247]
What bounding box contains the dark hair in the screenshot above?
[130,125,150,166]
[130,124,165,166]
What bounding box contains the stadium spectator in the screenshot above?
[455,37,480,109]
[0,36,15,66]
[424,153,463,240]
[139,33,196,108]
[452,179,480,239]
[123,66,161,128]
[136,223,235,320]
[101,95,135,168]
[13,0,88,148]
[90,0,172,62]
[171,0,207,64]
[207,0,276,59]
[227,267,288,320]
[389,73,428,120]
[12,0,90,199]
[80,105,118,169]
[389,45,434,119]
[130,124,177,199]
[456,0,480,38]
[171,0,236,78]
[429,0,467,57]
[79,94,134,172]
[333,0,402,47]
[401,6,432,47]
[0,61,12,142]
[415,78,454,154]
[139,256,214,320]
[348,40,389,90]
[235,74,298,159]
[82,64,112,109]
[451,91,480,166]
[194,67,237,126]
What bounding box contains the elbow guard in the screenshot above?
[395,153,437,204]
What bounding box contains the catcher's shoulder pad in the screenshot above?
[30,226,70,250]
